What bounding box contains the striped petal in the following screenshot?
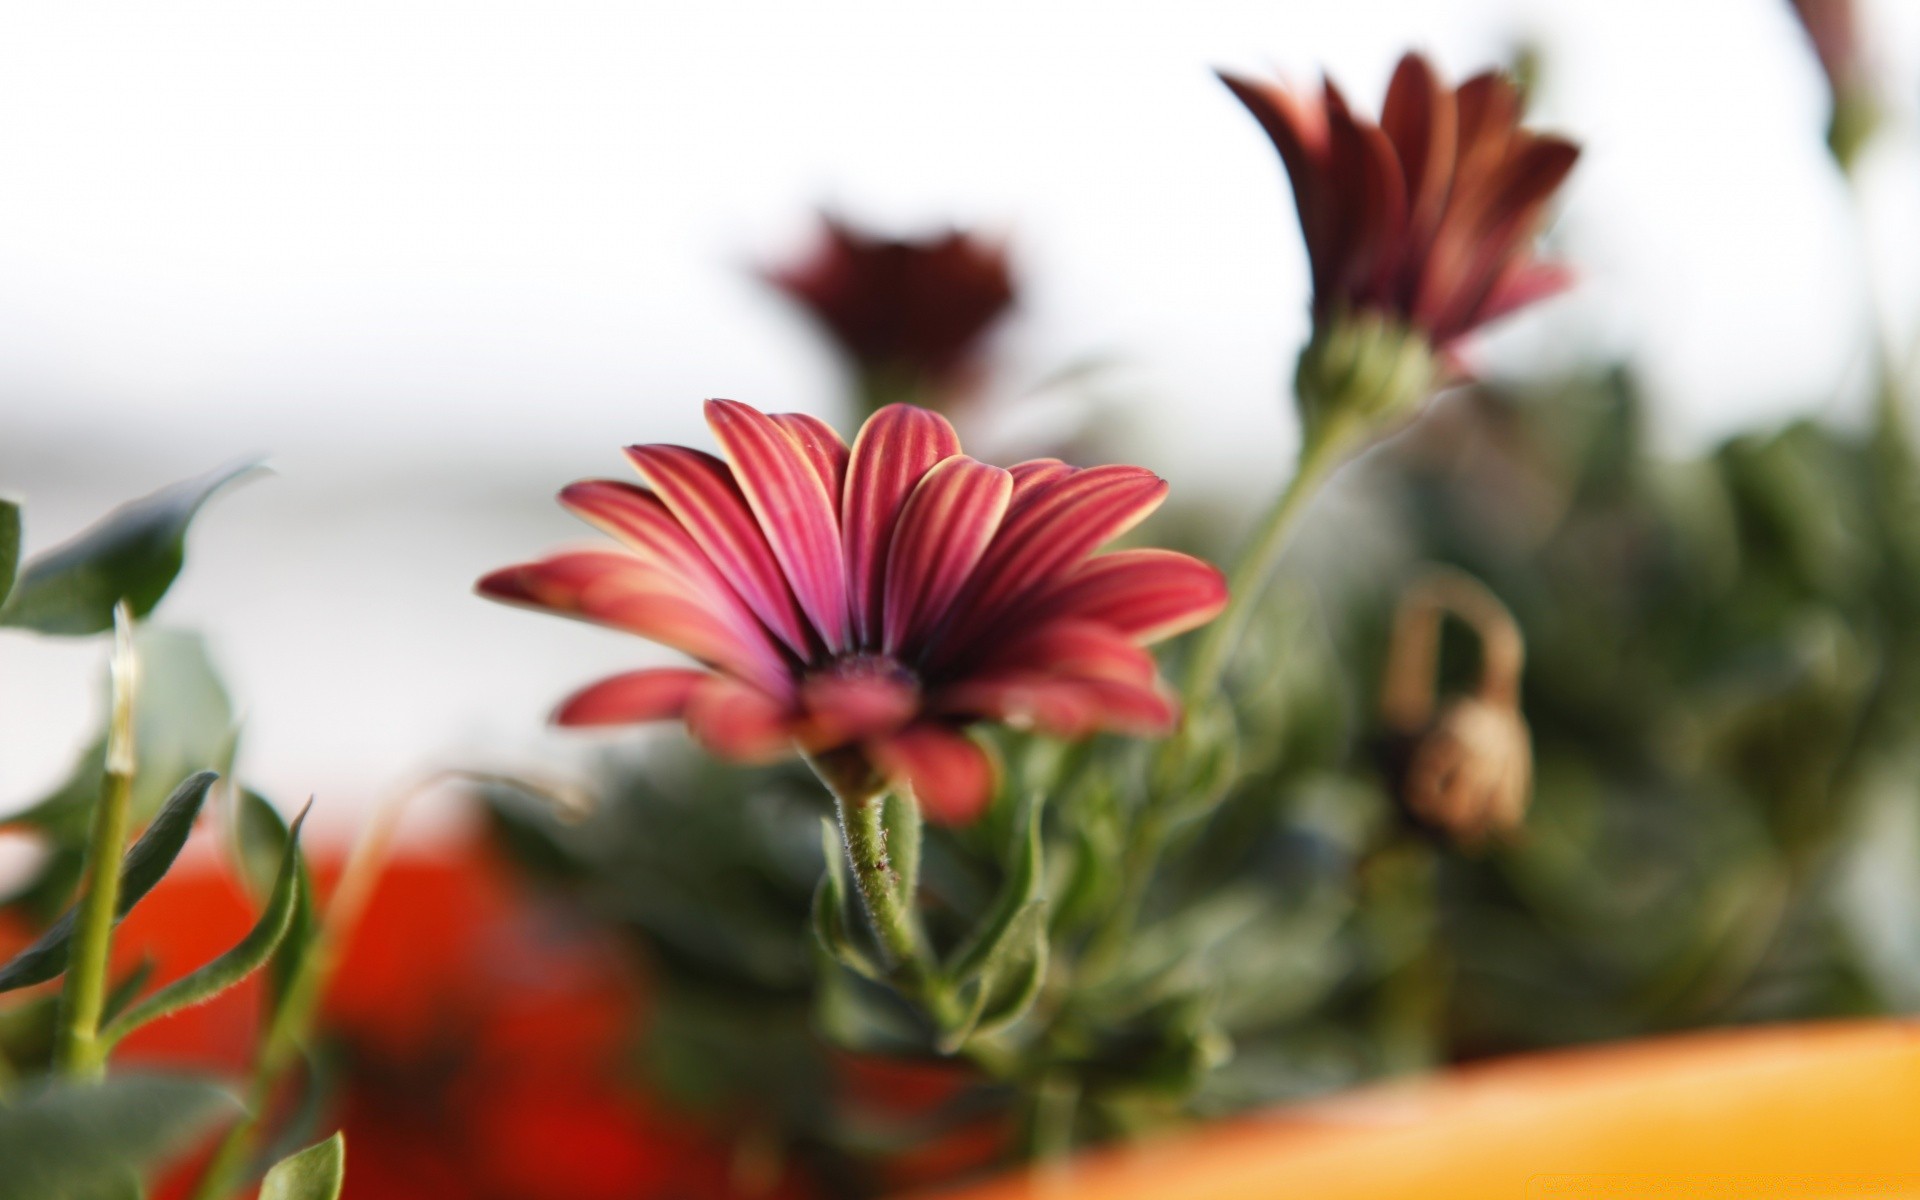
[554,668,709,727]
[869,724,995,825]
[1013,549,1228,645]
[930,464,1169,665]
[707,398,850,652]
[684,676,795,763]
[977,619,1157,686]
[1008,457,1075,501]
[559,480,764,625]
[937,675,1177,740]
[882,456,1013,657]
[624,442,816,658]
[841,404,962,647]
[769,411,850,502]
[477,553,790,696]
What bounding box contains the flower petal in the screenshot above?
[1380,53,1457,260]
[841,404,962,647]
[1014,549,1229,645]
[554,668,710,727]
[769,411,850,502]
[706,398,851,652]
[799,669,920,749]
[882,455,1013,657]
[559,479,766,626]
[929,464,1169,665]
[684,676,795,763]
[869,725,995,825]
[477,553,791,696]
[976,619,1157,686]
[936,675,1177,740]
[624,441,816,658]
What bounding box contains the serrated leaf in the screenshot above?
[811,819,885,982]
[947,795,1046,982]
[0,771,219,993]
[104,803,309,1047]
[259,1131,345,1200]
[0,460,260,635]
[0,496,19,610]
[0,1072,241,1200]
[13,629,234,844]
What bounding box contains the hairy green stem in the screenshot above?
[56,606,138,1080]
[835,785,930,975]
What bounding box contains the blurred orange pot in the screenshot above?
[908,1020,1920,1200]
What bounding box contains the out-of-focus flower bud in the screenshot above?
[1294,308,1442,453]
[763,215,1016,415]
[1220,54,1578,442]
[1380,566,1531,847]
[1786,0,1880,170]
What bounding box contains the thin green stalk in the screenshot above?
[1183,411,1362,707]
[810,753,1024,1077]
[1077,413,1363,984]
[56,604,139,1080]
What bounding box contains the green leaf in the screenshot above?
[259,1132,345,1200]
[0,1072,241,1200]
[232,788,318,1003]
[810,819,885,982]
[942,899,1049,1052]
[13,628,234,843]
[0,496,19,611]
[0,771,219,993]
[104,802,309,1047]
[0,459,260,635]
[947,794,1046,982]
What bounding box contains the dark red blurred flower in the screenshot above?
[1220,53,1579,352]
[765,217,1016,410]
[479,399,1226,823]
[1786,0,1877,167]
[1789,0,1861,102]
[58,841,808,1200]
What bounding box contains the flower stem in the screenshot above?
[811,753,1025,1073]
[834,785,927,973]
[55,604,139,1080]
[1183,411,1362,707]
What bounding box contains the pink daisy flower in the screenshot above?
[479,400,1226,824]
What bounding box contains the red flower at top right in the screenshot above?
[1220,53,1579,352]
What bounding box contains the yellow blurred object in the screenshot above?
[908,1020,1920,1199]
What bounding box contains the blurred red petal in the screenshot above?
[1016,548,1230,645]
[980,619,1157,686]
[869,724,996,824]
[554,668,710,727]
[685,676,795,763]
